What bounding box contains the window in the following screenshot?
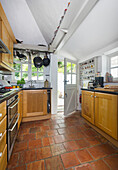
[66,62,77,84]
[110,56,118,80]
[13,53,44,81]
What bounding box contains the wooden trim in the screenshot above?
[22,114,51,122]
[0,61,14,72]
[84,119,118,148]
[0,2,16,43]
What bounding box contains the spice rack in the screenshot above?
[79,58,95,87]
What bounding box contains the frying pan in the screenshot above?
[33,56,43,68]
[43,53,50,67]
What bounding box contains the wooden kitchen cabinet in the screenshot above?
[22,90,47,118]
[95,92,118,140]
[82,90,95,124]
[18,91,23,129]
[0,3,16,71]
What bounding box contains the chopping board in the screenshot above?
[95,88,118,92]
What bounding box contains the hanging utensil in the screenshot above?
[43,53,50,67]
[33,56,43,68]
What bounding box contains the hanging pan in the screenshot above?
[33,56,43,68]
[43,53,50,67]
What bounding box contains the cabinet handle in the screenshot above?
[95,96,96,98]
[0,133,2,138]
[0,152,2,157]
[91,95,93,97]
[44,92,46,94]
[0,113,2,117]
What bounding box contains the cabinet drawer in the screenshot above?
[0,131,6,155]
[0,101,6,121]
[0,144,7,170]
[0,116,7,135]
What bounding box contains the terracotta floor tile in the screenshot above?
[61,152,80,169]
[23,133,35,141]
[7,153,18,169]
[54,135,67,143]
[42,137,54,146]
[40,126,50,131]
[63,141,79,151]
[45,156,64,170]
[27,160,45,170]
[87,145,107,159]
[83,129,98,137]
[18,149,36,164]
[36,131,47,139]
[104,154,118,170]
[75,139,90,149]
[50,124,60,129]
[100,143,118,155]
[58,123,67,128]
[47,130,58,137]
[13,141,28,153]
[18,128,29,135]
[75,163,93,170]
[91,160,110,170]
[86,136,100,146]
[36,146,52,160]
[29,127,40,133]
[57,128,68,135]
[75,149,93,163]
[9,165,26,170]
[51,144,66,156]
[29,139,42,149]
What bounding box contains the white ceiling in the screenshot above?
[59,0,118,61]
[0,0,118,61]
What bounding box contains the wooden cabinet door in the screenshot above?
[95,92,118,140]
[23,90,47,118]
[82,91,95,124]
[18,91,23,129]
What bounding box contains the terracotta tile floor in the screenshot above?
[7,111,118,170]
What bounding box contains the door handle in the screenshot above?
[9,99,19,109]
[8,114,20,132]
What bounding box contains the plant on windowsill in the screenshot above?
[17,78,25,88]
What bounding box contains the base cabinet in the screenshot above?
[95,92,118,140]
[23,90,47,118]
[82,91,94,124]
[82,91,118,140]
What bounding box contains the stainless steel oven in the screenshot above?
[7,94,19,160]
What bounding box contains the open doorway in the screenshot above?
[57,60,64,113]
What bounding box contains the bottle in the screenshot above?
[44,79,49,88]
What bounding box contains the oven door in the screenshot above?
[8,98,19,126]
[8,113,19,160]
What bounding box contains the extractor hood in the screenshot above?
[0,39,11,54]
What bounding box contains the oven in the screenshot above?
[7,94,19,160]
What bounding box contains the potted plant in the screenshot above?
[17,78,25,88]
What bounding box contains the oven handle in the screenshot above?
[8,113,20,132]
[9,99,19,109]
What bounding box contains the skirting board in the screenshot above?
[84,119,118,148]
[22,114,51,122]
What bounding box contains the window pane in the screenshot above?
[111,56,118,67]
[72,63,76,73]
[38,73,43,80]
[32,64,37,72]
[67,62,71,73]
[67,74,71,84]
[72,74,76,84]
[22,64,28,71]
[111,68,118,78]
[15,72,21,80]
[13,63,21,71]
[32,73,37,80]
[22,72,28,80]
[38,66,44,72]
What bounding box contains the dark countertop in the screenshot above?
[81,88,118,95]
[0,88,52,104]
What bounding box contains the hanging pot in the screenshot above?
[43,53,50,67]
[33,56,43,68]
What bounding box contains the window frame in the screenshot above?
[109,55,118,81]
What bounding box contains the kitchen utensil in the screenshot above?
[33,56,43,68]
[43,53,50,67]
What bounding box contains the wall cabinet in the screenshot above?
[0,3,16,71]
[82,91,95,124]
[22,90,47,118]
[18,91,23,129]
[95,92,118,140]
[82,91,118,140]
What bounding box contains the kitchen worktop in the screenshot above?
[81,88,118,95]
[0,88,52,103]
